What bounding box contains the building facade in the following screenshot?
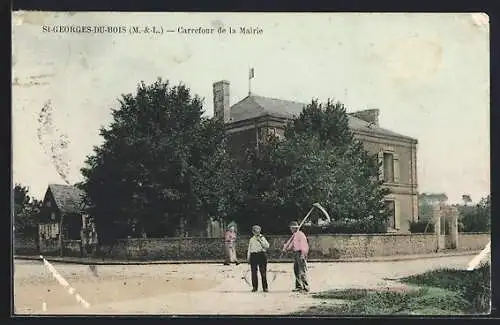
[213,80,419,232]
[38,184,86,254]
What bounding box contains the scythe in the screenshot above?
[241,202,331,287]
[279,202,331,259]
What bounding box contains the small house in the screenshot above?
[38,184,86,254]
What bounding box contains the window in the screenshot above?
[383,153,394,182]
[274,128,284,139]
[378,151,400,183]
[384,200,396,229]
[267,128,284,140]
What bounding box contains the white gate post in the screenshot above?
[432,205,442,252]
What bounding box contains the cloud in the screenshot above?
[380,36,443,84]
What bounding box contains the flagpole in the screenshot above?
[248,71,251,96]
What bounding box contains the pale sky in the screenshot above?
[12,12,490,204]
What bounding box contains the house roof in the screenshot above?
[229,94,416,141]
[47,184,85,215]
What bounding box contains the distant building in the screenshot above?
[213,80,419,232]
[38,184,87,254]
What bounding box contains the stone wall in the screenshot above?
[91,233,489,261]
[458,233,491,252]
[17,232,490,260]
[63,240,83,257]
[38,238,60,256]
[13,234,38,255]
[99,237,225,260]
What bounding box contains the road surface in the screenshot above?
[13,254,474,315]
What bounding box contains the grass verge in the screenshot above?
[292,263,490,315]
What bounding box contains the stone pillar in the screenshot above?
[432,205,442,252]
[449,207,459,249]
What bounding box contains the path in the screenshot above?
[13,254,476,315]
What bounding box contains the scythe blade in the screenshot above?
[312,202,331,223]
[280,202,331,259]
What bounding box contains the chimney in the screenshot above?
[350,108,380,127]
[213,80,230,123]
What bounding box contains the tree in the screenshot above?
[190,122,246,223]
[419,192,448,205]
[459,195,490,232]
[418,192,449,221]
[236,99,390,233]
[78,78,240,243]
[462,194,473,206]
[285,100,354,148]
[13,184,41,236]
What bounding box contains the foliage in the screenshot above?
[295,263,490,315]
[418,192,448,221]
[346,288,468,315]
[461,194,473,205]
[409,220,435,233]
[312,288,373,300]
[416,192,490,234]
[402,287,471,314]
[78,79,241,243]
[293,287,458,315]
[236,100,390,233]
[419,192,449,204]
[457,195,490,232]
[79,82,394,240]
[13,184,41,236]
[284,99,355,147]
[401,263,491,313]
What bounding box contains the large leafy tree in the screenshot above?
[237,100,390,233]
[78,79,239,243]
[13,184,41,236]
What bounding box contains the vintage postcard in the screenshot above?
[12,12,490,316]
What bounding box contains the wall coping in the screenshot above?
[112,232,444,243]
[63,232,489,245]
[305,233,434,237]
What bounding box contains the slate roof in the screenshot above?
[229,94,416,141]
[47,184,86,215]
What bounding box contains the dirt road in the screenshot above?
[13,254,474,315]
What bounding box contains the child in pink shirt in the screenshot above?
[224,226,239,265]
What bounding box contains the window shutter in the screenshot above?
[393,153,400,183]
[378,152,384,181]
[394,200,401,230]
